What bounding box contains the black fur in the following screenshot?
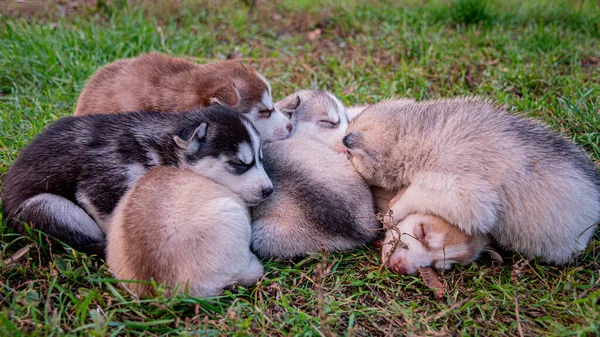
[2,106,253,251]
[250,139,379,258]
[261,158,367,242]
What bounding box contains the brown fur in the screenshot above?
[75,52,268,116]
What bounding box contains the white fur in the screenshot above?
[237,142,254,165]
[346,105,367,121]
[279,90,351,152]
[181,119,272,206]
[20,193,105,241]
[75,192,109,231]
[348,98,600,265]
[247,75,292,142]
[182,156,271,207]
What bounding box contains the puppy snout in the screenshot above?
[286,123,293,132]
[392,263,409,275]
[386,254,408,274]
[262,186,274,199]
[342,134,352,148]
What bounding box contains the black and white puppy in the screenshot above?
[2,106,272,252]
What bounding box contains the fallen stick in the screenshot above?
[418,267,447,300]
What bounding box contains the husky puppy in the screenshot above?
[2,106,272,252]
[344,97,600,265]
[376,188,496,275]
[75,52,292,142]
[250,136,379,259]
[107,166,264,298]
[275,90,349,152]
[382,213,493,275]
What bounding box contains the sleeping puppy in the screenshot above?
[376,187,497,275]
[344,97,600,267]
[275,90,349,152]
[75,52,292,141]
[250,136,379,258]
[2,106,271,253]
[108,166,264,298]
[251,90,379,258]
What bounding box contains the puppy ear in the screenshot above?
[209,83,240,107]
[414,221,427,241]
[342,131,362,149]
[275,94,301,118]
[174,123,208,150]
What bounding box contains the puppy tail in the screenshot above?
[6,193,106,253]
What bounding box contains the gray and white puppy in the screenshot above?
[250,91,379,258]
[344,97,600,265]
[2,106,272,253]
[276,90,350,152]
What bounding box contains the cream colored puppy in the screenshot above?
[344,97,600,265]
[107,166,264,298]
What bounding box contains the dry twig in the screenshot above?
[2,244,33,266]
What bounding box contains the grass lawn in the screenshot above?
[1,0,599,335]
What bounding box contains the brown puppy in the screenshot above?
[75,52,292,141]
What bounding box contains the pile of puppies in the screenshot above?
[2,52,599,298]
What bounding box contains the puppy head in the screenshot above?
[175,106,273,206]
[381,214,491,275]
[344,103,407,188]
[276,90,349,152]
[208,63,292,142]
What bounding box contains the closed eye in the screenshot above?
[258,109,274,119]
[318,120,337,129]
[229,160,253,174]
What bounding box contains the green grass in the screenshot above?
[1,0,599,335]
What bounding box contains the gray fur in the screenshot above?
[345,97,600,265]
[251,137,379,258]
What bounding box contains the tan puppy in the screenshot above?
[382,213,493,275]
[344,97,600,265]
[75,52,292,141]
[107,166,264,298]
[375,187,494,275]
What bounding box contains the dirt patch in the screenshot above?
[581,55,600,68]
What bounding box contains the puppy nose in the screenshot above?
[286,123,293,132]
[392,263,409,275]
[262,186,274,198]
[342,134,351,148]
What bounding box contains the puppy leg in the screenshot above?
[389,172,502,235]
[10,193,105,249]
[234,253,265,287]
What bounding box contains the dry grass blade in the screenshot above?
[2,243,33,266]
[512,261,528,337]
[108,268,140,302]
[377,210,409,273]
